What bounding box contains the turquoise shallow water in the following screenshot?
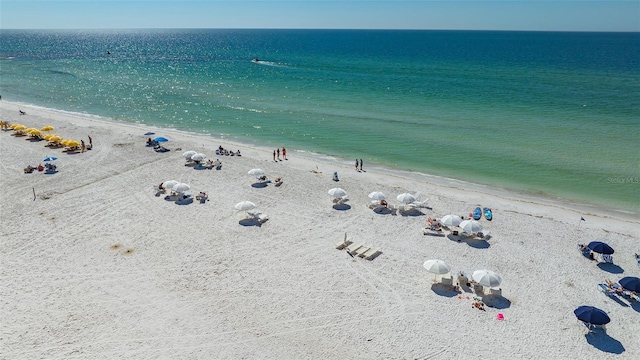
[1,29,638,212]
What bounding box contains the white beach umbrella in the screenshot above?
[172,182,191,193]
[191,153,207,161]
[396,193,416,204]
[182,150,197,159]
[328,188,347,198]
[440,214,462,228]
[368,191,387,201]
[162,180,179,190]
[472,270,502,288]
[423,259,452,275]
[248,168,265,176]
[235,201,256,211]
[459,220,483,233]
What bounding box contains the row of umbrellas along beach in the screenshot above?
[422,260,502,288]
[9,124,83,147]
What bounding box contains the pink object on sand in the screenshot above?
[496,313,504,321]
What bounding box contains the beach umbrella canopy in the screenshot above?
[191,153,207,161]
[396,193,416,204]
[10,124,25,130]
[574,306,610,326]
[368,191,387,201]
[460,220,483,233]
[328,188,347,198]
[162,180,179,190]
[41,125,54,131]
[587,241,614,254]
[423,259,452,275]
[235,201,256,211]
[171,182,190,193]
[472,269,503,288]
[27,128,42,135]
[153,136,169,142]
[440,214,462,227]
[618,277,640,292]
[144,132,155,136]
[248,168,265,176]
[48,135,62,142]
[182,150,197,159]
[43,156,58,162]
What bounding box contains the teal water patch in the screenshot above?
[1,29,638,212]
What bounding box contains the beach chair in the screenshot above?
[488,288,502,297]
[354,245,371,257]
[347,241,365,253]
[335,233,353,250]
[601,254,613,263]
[362,247,380,260]
[423,229,445,237]
[440,276,453,287]
[598,283,619,298]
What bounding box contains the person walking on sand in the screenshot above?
[359,159,363,171]
[81,139,86,153]
[355,159,359,171]
[88,135,92,148]
[282,147,287,160]
[277,148,281,161]
[273,150,276,162]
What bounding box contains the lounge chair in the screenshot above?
[424,229,445,237]
[440,276,453,287]
[601,254,613,263]
[488,288,502,297]
[335,233,353,250]
[347,241,365,253]
[362,247,380,260]
[354,245,371,257]
[598,283,621,298]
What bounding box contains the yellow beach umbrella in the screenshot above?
[41,125,54,132]
[10,123,23,129]
[25,128,38,133]
[49,135,62,143]
[65,140,80,148]
[12,124,26,131]
[43,134,53,140]
[28,129,42,136]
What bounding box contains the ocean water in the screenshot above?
[1,29,639,212]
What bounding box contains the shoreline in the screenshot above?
[2,100,639,358]
[3,100,637,223]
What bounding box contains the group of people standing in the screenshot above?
[273,147,287,161]
[355,158,363,171]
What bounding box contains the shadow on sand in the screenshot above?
[333,204,351,211]
[239,218,263,227]
[584,327,625,354]
[597,263,624,274]
[466,239,491,249]
[430,283,459,298]
[398,208,424,217]
[483,295,512,309]
[251,182,269,188]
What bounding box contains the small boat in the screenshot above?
[472,207,482,220]
[252,58,260,63]
[483,207,493,221]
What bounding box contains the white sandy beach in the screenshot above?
[1,101,639,359]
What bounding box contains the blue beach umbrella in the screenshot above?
[587,241,614,255]
[574,306,610,326]
[43,156,57,162]
[153,136,169,143]
[618,277,640,292]
[144,132,155,136]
